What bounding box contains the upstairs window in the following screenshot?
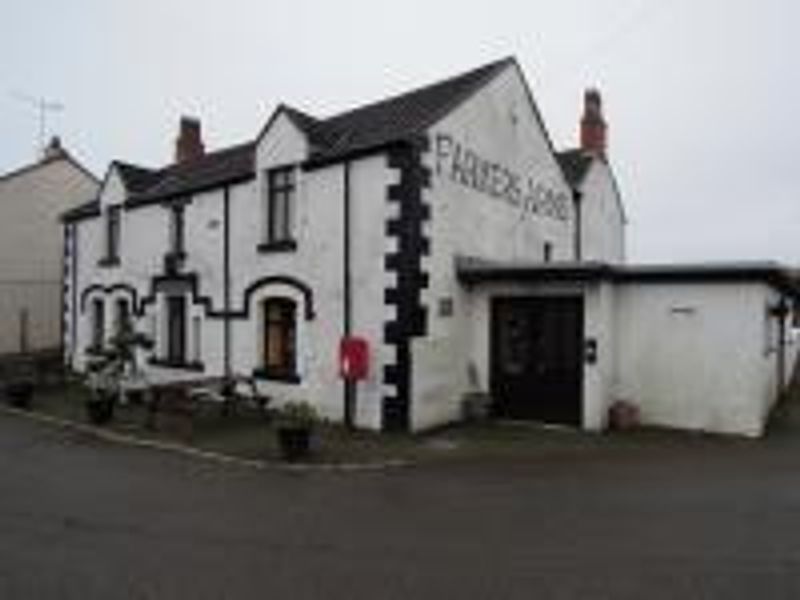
[260,298,297,380]
[169,204,185,255]
[263,167,296,249]
[103,206,121,265]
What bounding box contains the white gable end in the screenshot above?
[427,62,574,264]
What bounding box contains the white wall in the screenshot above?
[579,160,626,263]
[614,282,783,437]
[412,62,576,430]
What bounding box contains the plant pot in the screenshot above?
[5,381,34,409]
[277,426,312,462]
[86,397,115,425]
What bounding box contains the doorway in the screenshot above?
[490,296,584,426]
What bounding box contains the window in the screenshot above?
[91,299,105,349]
[169,204,185,255]
[260,298,297,380]
[264,167,296,248]
[192,316,202,364]
[543,242,553,263]
[114,299,130,335]
[102,206,121,265]
[166,295,186,364]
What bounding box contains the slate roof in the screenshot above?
[300,57,515,165]
[127,142,256,205]
[67,57,516,214]
[555,149,594,187]
[60,199,100,222]
[115,162,161,194]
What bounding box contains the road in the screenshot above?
[3,413,800,599]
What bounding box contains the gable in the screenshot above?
[429,62,573,226]
[256,108,310,169]
[98,165,128,207]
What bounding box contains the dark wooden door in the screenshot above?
[491,297,583,426]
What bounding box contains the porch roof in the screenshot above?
[455,256,800,300]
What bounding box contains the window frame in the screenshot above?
[260,166,297,252]
[169,204,186,256]
[114,298,130,336]
[91,298,105,350]
[99,206,121,267]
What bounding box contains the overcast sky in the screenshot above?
[1,0,797,264]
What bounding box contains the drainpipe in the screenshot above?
[572,188,583,262]
[777,297,788,399]
[343,161,355,429]
[223,186,232,380]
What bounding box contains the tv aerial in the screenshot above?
[10,91,64,158]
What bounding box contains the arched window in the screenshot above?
[260,298,297,381]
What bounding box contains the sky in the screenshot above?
[1,0,798,264]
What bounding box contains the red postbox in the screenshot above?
[340,336,369,381]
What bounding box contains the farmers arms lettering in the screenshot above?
[433,133,569,222]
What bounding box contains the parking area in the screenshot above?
[3,398,800,599]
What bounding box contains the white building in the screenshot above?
[0,138,98,356]
[62,57,799,437]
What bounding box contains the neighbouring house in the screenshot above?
[62,57,799,437]
[0,138,98,357]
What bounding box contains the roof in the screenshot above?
[456,256,800,300]
[556,149,594,187]
[0,148,98,188]
[71,57,517,212]
[127,142,255,205]
[300,57,515,166]
[60,199,100,222]
[115,162,161,194]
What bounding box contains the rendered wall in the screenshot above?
[412,63,576,430]
[0,158,97,355]
[579,160,625,263]
[614,282,783,437]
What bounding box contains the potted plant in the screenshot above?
[275,401,318,461]
[4,379,34,409]
[84,322,153,425]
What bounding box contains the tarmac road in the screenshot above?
[2,413,800,599]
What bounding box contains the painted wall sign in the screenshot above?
[433,133,570,222]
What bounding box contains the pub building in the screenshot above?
[62,57,799,437]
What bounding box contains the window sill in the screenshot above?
[98,256,120,268]
[257,239,297,254]
[148,357,205,372]
[251,368,301,384]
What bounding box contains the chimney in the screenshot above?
[175,116,205,163]
[580,89,607,158]
[42,136,66,162]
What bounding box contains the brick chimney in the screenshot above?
[175,116,205,163]
[42,136,66,162]
[580,89,607,159]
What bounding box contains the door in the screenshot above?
[491,297,584,426]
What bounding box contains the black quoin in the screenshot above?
[382,137,431,432]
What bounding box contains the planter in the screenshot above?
[85,397,115,425]
[5,381,34,409]
[277,426,313,462]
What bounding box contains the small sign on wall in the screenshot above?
[438,297,454,318]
